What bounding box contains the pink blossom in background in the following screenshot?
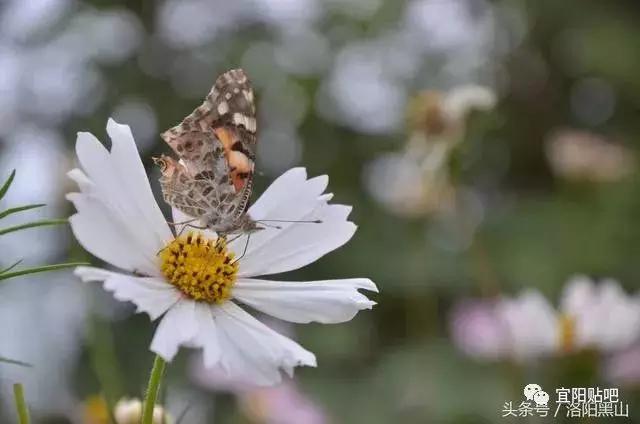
[449,299,509,360]
[449,276,640,362]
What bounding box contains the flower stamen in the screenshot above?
[558,314,576,353]
[159,232,238,303]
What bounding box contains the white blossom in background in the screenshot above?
[545,129,636,183]
[114,398,172,424]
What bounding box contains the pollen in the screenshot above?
[159,232,238,304]
[558,314,576,353]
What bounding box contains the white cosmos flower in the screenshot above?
[67,118,378,386]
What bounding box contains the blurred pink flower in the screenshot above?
[604,345,640,387]
[450,276,640,361]
[239,380,326,424]
[449,299,509,360]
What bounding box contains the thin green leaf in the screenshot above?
[0,262,88,281]
[0,219,67,237]
[0,204,46,220]
[0,170,16,201]
[0,356,32,368]
[0,259,23,275]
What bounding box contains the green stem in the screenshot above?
[0,204,46,220]
[142,355,166,424]
[0,219,67,237]
[0,262,89,281]
[13,383,30,424]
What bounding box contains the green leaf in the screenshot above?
[0,219,67,237]
[0,259,23,275]
[0,356,32,368]
[0,170,16,201]
[0,204,46,220]
[0,262,88,281]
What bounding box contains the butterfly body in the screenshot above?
[155,69,262,237]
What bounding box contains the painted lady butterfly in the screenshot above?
[154,69,261,237]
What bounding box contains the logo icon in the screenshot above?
[523,383,542,401]
[533,390,550,406]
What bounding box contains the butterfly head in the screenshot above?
[153,154,180,177]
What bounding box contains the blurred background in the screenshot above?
[1,0,640,422]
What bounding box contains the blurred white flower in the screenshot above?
[365,84,495,218]
[321,41,407,135]
[407,85,496,143]
[546,129,636,183]
[114,397,171,424]
[451,276,640,361]
[67,119,378,386]
[364,151,454,218]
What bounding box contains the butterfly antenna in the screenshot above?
[257,219,323,225]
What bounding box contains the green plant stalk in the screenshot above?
[0,262,89,281]
[142,355,166,424]
[0,219,68,237]
[0,204,46,220]
[13,383,30,424]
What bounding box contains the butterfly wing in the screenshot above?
[161,68,257,196]
[158,69,257,230]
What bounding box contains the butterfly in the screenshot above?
[154,69,262,237]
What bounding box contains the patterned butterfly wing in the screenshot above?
[161,69,257,195]
[158,69,258,233]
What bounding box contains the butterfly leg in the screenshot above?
[174,222,209,238]
[232,233,251,265]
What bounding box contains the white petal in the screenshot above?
[150,299,199,362]
[560,275,596,316]
[67,192,160,276]
[563,278,640,351]
[68,119,172,274]
[232,170,356,276]
[191,303,222,367]
[233,278,378,323]
[75,266,180,320]
[497,290,558,360]
[246,168,315,219]
[212,302,316,386]
[237,201,355,277]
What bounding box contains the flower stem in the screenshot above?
[13,383,30,424]
[142,355,166,424]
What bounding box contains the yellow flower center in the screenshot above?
[558,314,576,353]
[159,232,238,303]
